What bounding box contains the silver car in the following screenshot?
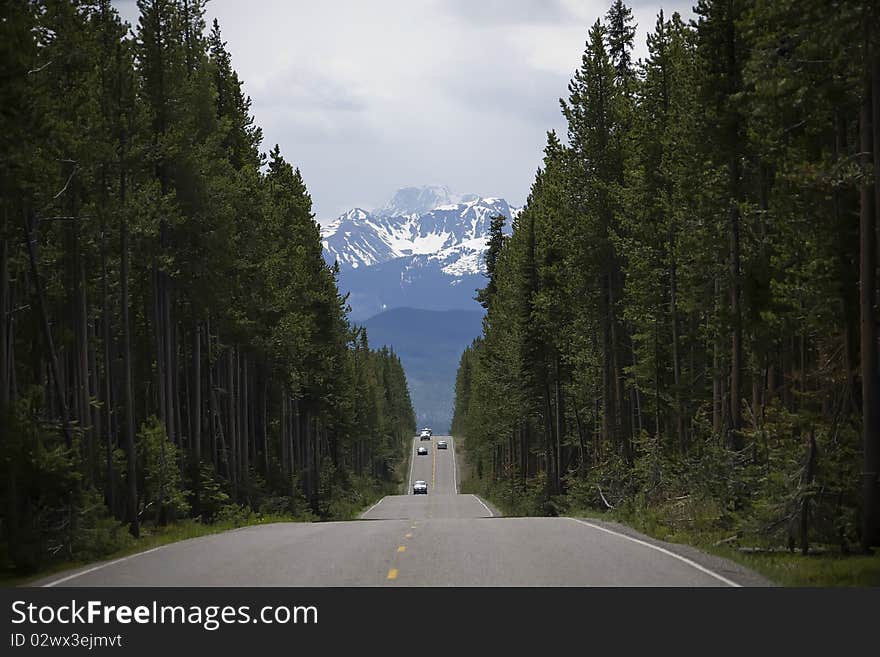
[413,480,428,495]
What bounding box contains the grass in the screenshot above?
[0,513,303,588]
[728,550,880,586]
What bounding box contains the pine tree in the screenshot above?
[475,214,506,310]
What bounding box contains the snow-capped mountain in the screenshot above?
[321,187,517,320]
[322,190,516,273]
[321,187,518,430]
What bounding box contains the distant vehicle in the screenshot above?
[437,440,448,450]
[422,427,432,436]
[419,430,431,440]
[417,446,428,455]
[413,480,428,495]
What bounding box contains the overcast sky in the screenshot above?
[113,0,696,221]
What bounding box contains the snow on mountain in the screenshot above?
[320,208,400,269]
[321,186,517,320]
[322,190,516,274]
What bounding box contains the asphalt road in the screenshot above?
[36,436,771,587]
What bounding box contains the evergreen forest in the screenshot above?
[453,0,880,555]
[0,0,415,574]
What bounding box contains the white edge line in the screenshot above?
[471,495,494,518]
[42,545,167,587]
[362,496,385,518]
[569,518,742,587]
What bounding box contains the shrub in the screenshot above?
[138,416,190,524]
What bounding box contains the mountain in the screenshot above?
[324,186,514,430]
[363,308,483,433]
[321,186,516,320]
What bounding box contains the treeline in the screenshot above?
[0,0,415,573]
[453,0,880,552]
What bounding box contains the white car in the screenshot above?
[437,440,448,450]
[417,446,428,455]
[413,480,428,495]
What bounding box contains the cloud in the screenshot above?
[255,65,366,113]
[441,0,579,26]
[435,51,569,127]
[112,0,695,219]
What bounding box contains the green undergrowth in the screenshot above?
[4,446,409,586]
[461,475,551,517]
[573,504,880,587]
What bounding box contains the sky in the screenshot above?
[113,0,696,222]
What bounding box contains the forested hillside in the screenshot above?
[0,0,415,574]
[453,0,880,553]
[364,307,484,431]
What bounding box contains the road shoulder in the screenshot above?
[569,515,776,587]
[470,494,502,518]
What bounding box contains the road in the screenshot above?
[36,436,770,587]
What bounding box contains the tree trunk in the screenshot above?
[241,351,249,487]
[262,376,269,476]
[227,346,237,493]
[574,405,588,472]
[654,316,662,439]
[800,432,818,555]
[861,44,880,550]
[74,194,95,479]
[601,275,614,451]
[192,322,201,464]
[729,195,743,450]
[1,210,9,411]
[153,266,166,433]
[712,279,722,436]
[119,166,138,537]
[172,320,182,452]
[543,376,556,495]
[554,356,564,493]
[24,208,73,448]
[608,271,630,462]
[206,320,217,471]
[164,279,176,445]
[670,236,684,451]
[281,393,289,477]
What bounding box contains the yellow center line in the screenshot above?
[432,444,436,488]
[397,545,406,553]
[387,569,398,580]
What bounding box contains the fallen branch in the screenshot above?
[53,164,78,200]
[596,485,615,510]
[738,546,830,555]
[27,60,53,75]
